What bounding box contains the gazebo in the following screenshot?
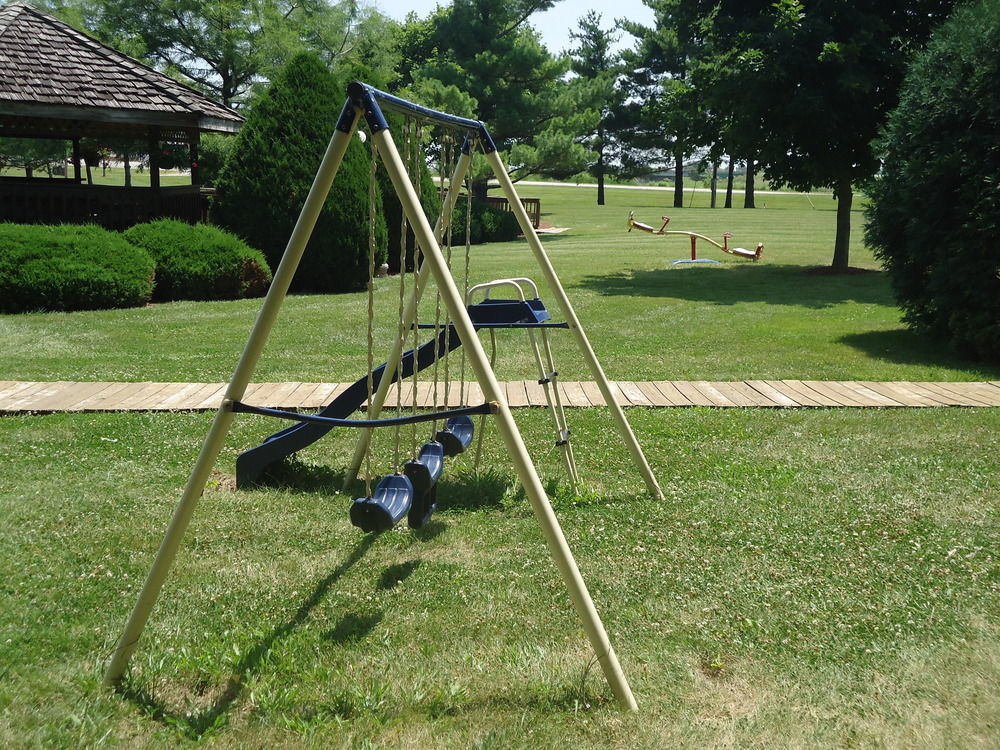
[0,2,243,229]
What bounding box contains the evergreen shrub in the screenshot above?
[122,219,271,302]
[865,0,1000,362]
[213,53,387,294]
[0,223,154,313]
[451,199,521,245]
[380,160,442,274]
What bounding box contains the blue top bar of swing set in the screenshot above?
[340,81,497,154]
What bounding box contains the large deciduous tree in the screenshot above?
[38,0,393,107]
[696,0,954,269]
[403,0,595,196]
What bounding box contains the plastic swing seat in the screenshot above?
[435,415,475,457]
[403,441,445,495]
[407,483,437,530]
[350,473,414,533]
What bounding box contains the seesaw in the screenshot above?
[627,211,764,265]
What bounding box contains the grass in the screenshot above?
[1,182,998,747]
[0,407,996,747]
[2,183,998,383]
[1,166,192,188]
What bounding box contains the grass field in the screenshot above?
[1,182,997,748]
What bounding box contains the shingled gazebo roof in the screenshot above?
[0,2,242,139]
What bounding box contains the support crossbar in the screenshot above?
[229,400,496,427]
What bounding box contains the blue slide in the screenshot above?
[235,326,464,488]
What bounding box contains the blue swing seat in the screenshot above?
[466,297,551,325]
[436,415,475,457]
[403,441,445,495]
[350,473,414,533]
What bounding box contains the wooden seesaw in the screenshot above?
[627,211,764,265]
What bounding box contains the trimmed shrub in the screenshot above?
[865,0,1000,362]
[451,198,522,245]
[380,158,443,274]
[122,219,272,302]
[213,53,387,294]
[0,223,154,313]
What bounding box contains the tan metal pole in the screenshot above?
[103,121,360,687]
[484,152,664,501]
[374,128,638,711]
[343,150,474,489]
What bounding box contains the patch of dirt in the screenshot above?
[804,265,881,276]
[206,471,237,492]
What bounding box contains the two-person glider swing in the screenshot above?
[627,211,764,265]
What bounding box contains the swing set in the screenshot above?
[103,82,665,711]
[627,210,764,264]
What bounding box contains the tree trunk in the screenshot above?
[743,159,756,208]
[832,177,853,270]
[471,178,489,200]
[724,155,735,208]
[596,155,605,206]
[124,151,132,188]
[673,147,684,208]
[710,160,719,208]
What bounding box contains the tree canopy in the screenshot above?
[401,0,596,193]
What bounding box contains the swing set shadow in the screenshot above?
[116,533,381,739]
[249,456,516,515]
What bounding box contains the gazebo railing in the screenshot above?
[0,179,212,229]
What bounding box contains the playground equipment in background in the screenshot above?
[627,211,764,265]
[104,81,664,711]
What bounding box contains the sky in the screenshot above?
[371,0,656,55]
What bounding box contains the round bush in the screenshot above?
[0,223,154,313]
[122,219,272,302]
[865,0,1000,362]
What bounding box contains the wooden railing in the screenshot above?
[0,178,212,229]
[483,195,541,229]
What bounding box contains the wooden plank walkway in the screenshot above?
[1,380,999,414]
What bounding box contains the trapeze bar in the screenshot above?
[346,81,497,152]
[228,400,498,428]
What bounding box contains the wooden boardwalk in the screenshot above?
[1,380,999,414]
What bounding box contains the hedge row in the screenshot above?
[0,223,154,314]
[0,221,272,314]
[123,219,271,302]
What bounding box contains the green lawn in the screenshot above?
[1,166,192,187]
[2,182,998,383]
[1,183,997,748]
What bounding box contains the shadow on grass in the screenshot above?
[322,611,384,644]
[578,263,895,309]
[432,467,515,513]
[840,329,1000,378]
[119,533,379,740]
[251,456,348,495]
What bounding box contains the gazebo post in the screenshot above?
[189,130,200,186]
[72,137,81,183]
[148,127,161,190]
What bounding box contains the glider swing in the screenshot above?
[627,210,764,264]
